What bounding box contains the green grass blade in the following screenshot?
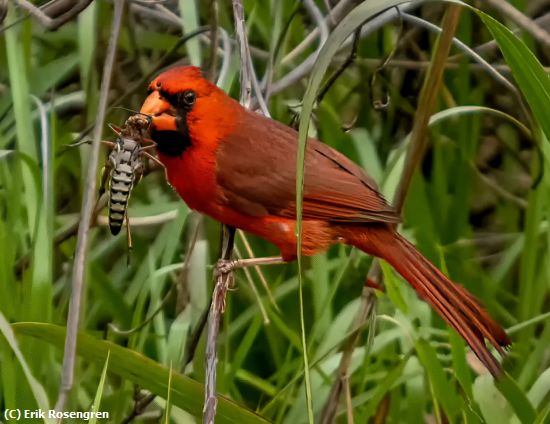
[179,0,202,66]
[89,350,110,424]
[476,11,550,145]
[5,5,52,326]
[0,314,53,424]
[534,402,550,424]
[13,322,271,424]
[163,363,173,424]
[415,339,463,422]
[473,375,510,424]
[496,374,537,424]
[526,366,550,409]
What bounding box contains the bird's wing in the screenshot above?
[215,110,399,224]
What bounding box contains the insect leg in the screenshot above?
[142,151,164,167]
[126,212,133,266]
[140,145,156,151]
[141,137,156,146]
[68,139,116,148]
[142,151,169,180]
[101,140,116,148]
[108,123,122,135]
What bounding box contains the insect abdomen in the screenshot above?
[108,162,135,235]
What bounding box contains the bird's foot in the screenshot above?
[213,256,285,279]
[214,259,237,278]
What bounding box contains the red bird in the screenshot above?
[140,66,509,376]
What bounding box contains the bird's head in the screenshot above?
[140,66,238,157]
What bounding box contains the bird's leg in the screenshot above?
[214,256,285,277]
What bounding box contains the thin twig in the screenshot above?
[319,287,377,423]
[485,0,550,50]
[355,57,550,74]
[448,12,550,59]
[280,0,354,66]
[232,0,252,108]
[289,26,361,129]
[131,2,268,63]
[234,245,270,324]
[317,27,361,104]
[55,0,125,411]
[107,279,178,337]
[16,0,93,30]
[263,2,300,103]
[237,231,280,313]
[474,168,529,209]
[344,368,354,424]
[268,4,416,96]
[121,391,157,424]
[400,12,519,97]
[304,0,329,49]
[182,301,210,368]
[369,12,403,111]
[118,218,201,424]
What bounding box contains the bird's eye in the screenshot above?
[180,90,196,108]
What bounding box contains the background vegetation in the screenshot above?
[1,0,549,422]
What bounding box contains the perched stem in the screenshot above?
[203,3,255,422]
[204,225,235,424]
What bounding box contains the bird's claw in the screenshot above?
[214,259,236,278]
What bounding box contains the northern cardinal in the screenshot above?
[139,66,509,376]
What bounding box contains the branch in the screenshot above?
[203,225,235,424]
[55,0,125,411]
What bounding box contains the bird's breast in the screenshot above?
[159,148,220,214]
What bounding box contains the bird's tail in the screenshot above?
[345,225,510,377]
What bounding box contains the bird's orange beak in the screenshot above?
[140,90,178,132]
